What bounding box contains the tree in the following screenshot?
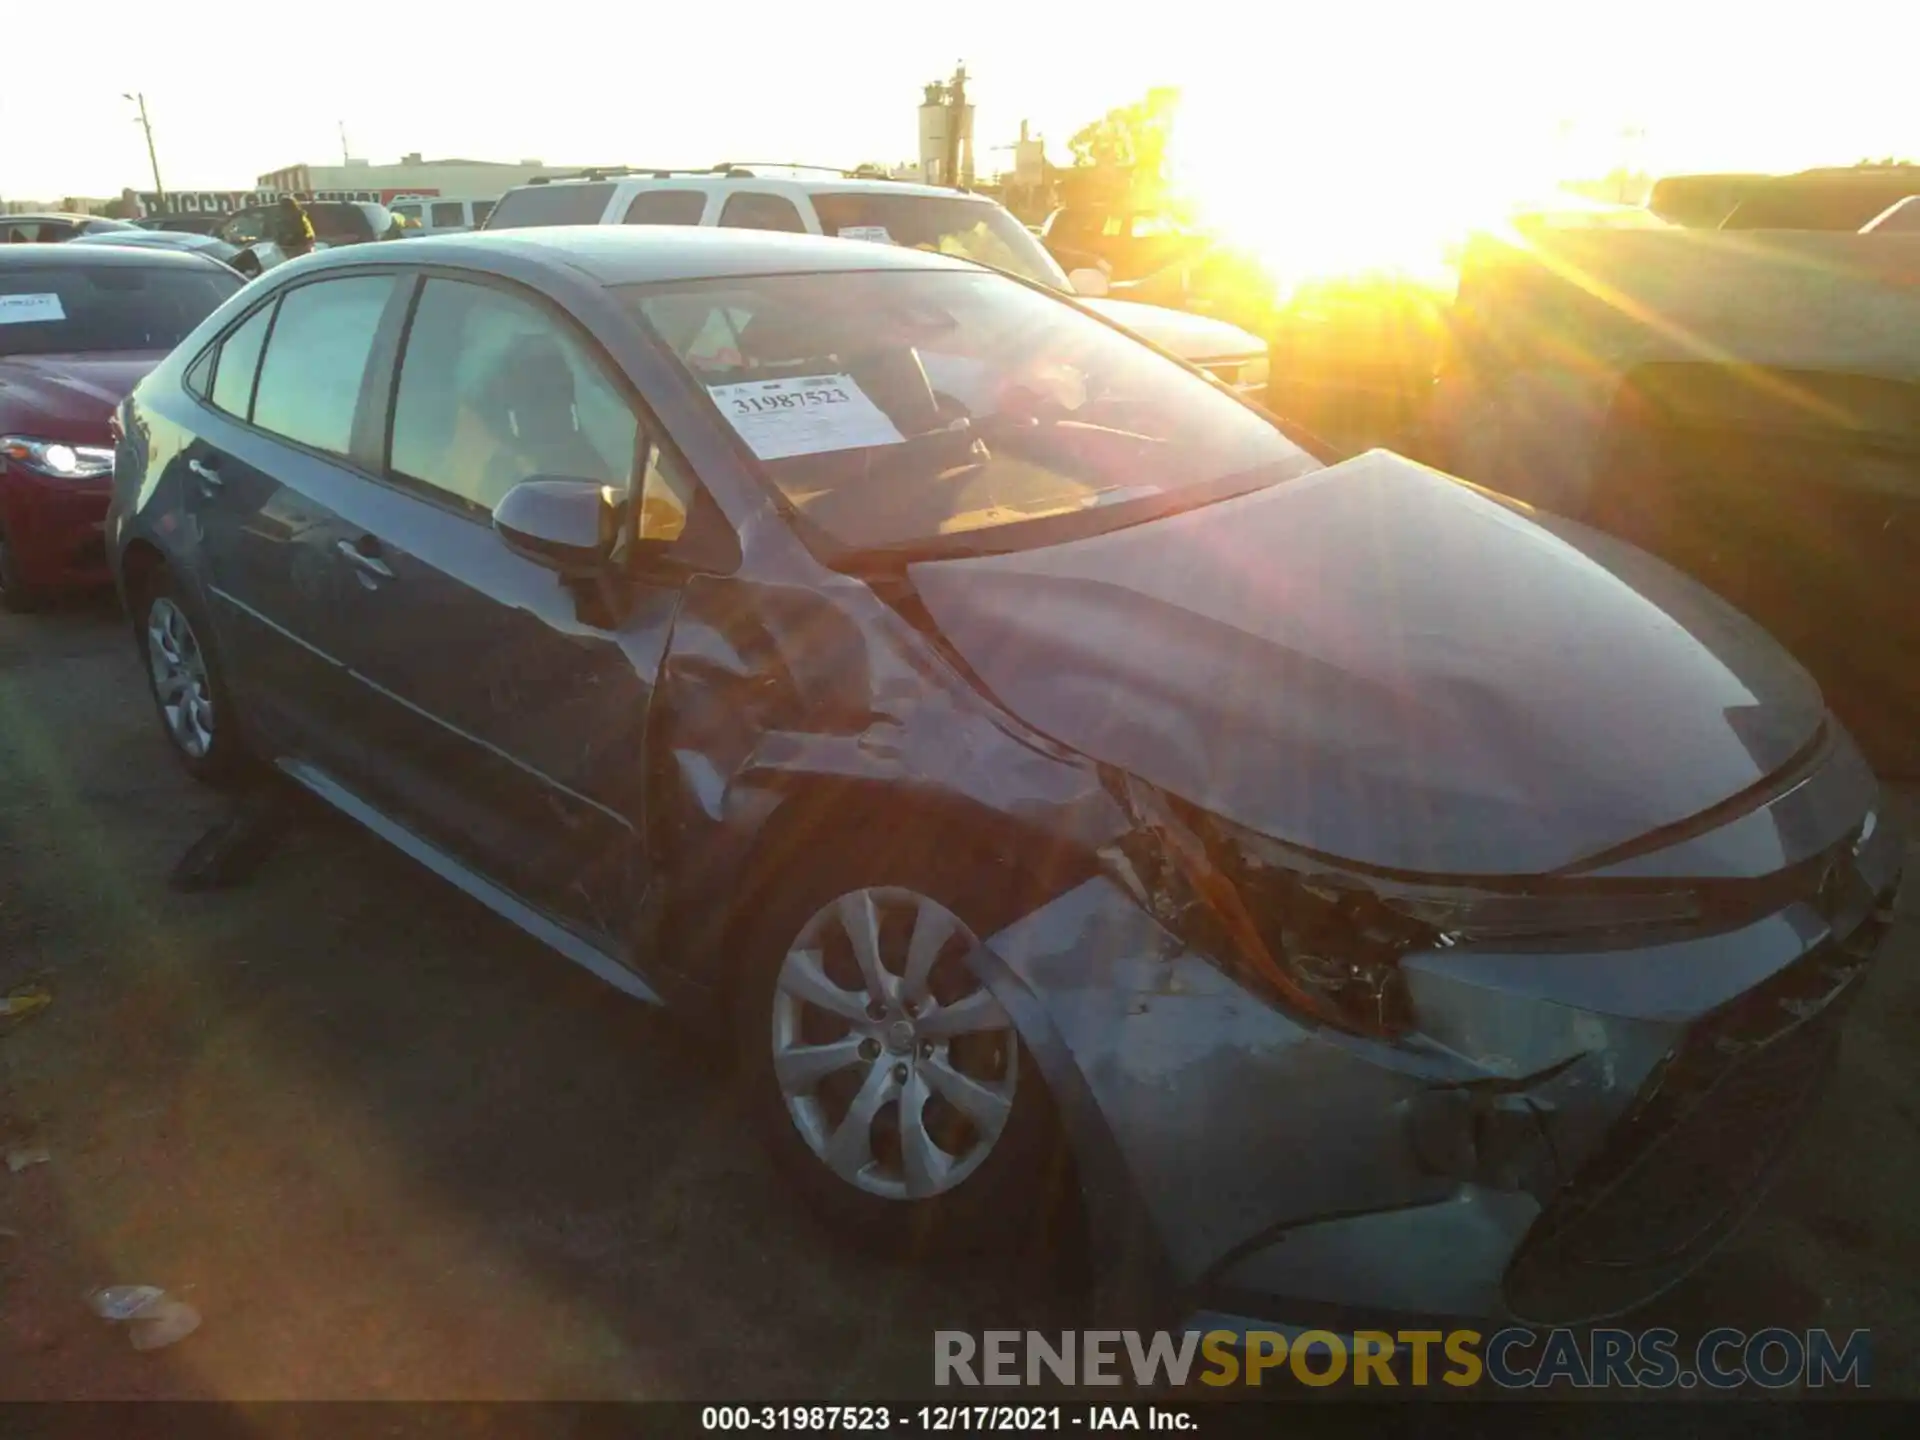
[1067,87,1181,200]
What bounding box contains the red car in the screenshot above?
[1,245,240,609]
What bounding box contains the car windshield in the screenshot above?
[810,192,1069,290]
[623,268,1311,554]
[0,263,239,357]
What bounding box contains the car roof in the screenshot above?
[303,224,984,286]
[0,243,226,271]
[3,212,104,223]
[69,231,224,249]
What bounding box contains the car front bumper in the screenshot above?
[972,771,1904,1336]
[0,465,112,591]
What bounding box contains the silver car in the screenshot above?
[108,227,1902,1338]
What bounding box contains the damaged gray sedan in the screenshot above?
[108,227,1904,1335]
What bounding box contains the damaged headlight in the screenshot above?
[1098,772,1428,1036]
[1099,772,1706,1039]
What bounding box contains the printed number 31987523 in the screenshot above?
[731,387,850,416]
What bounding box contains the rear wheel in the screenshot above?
[134,569,250,787]
[735,835,1076,1260]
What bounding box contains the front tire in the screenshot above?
[735,836,1075,1261]
[134,569,250,787]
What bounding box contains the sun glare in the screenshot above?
[1161,89,1603,304]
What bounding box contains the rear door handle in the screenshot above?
[335,538,395,581]
[187,458,223,492]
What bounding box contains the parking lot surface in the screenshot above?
[2,598,1917,1398]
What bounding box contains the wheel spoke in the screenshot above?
[898,1072,954,1198]
[149,619,178,666]
[773,1035,865,1094]
[921,1052,1012,1137]
[836,890,890,1006]
[917,987,1010,1038]
[777,946,870,1024]
[823,1058,897,1182]
[155,672,190,703]
[901,898,956,1004]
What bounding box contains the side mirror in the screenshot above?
[1067,267,1110,298]
[492,477,621,577]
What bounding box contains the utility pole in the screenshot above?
[339,120,351,164]
[123,92,164,207]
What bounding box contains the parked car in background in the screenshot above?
[1645,173,1773,228]
[215,200,395,251]
[1038,204,1210,283]
[215,200,398,278]
[1430,212,1920,776]
[389,197,495,235]
[1,245,240,608]
[140,213,231,237]
[108,228,1900,1339]
[483,168,1270,392]
[68,228,244,271]
[1,213,140,244]
[1720,165,1920,231]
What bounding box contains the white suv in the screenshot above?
[483,167,1270,393]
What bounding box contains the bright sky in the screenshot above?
[3,1,1914,203]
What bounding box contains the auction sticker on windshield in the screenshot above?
[0,293,66,325]
[838,226,894,244]
[707,374,905,460]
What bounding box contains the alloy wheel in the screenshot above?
[771,886,1018,1201]
[145,596,215,759]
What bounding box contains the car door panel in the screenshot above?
[306,273,672,945]
[180,285,396,764]
[308,469,674,942]
[182,416,371,760]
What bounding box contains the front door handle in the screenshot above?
[187,458,223,492]
[335,538,395,582]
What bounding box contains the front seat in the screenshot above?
[475,331,614,499]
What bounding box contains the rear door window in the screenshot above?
[249,276,396,455]
[209,303,275,419]
[430,201,466,229]
[717,192,808,233]
[484,183,616,229]
[623,190,708,225]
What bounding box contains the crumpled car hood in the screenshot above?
[909,451,1826,875]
